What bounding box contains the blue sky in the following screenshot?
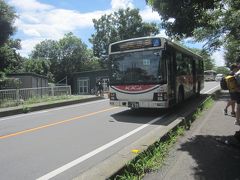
[6,0,224,66]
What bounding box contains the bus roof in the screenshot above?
[109,36,202,60]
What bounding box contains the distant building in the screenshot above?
[72,69,109,94]
[7,73,48,89]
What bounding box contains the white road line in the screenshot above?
[0,99,108,122]
[37,114,167,180]
[202,85,220,94]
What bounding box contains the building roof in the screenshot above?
[72,69,108,75]
[7,72,48,79]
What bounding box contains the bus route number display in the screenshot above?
[111,38,161,52]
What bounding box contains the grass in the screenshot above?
[110,97,214,180]
[22,95,85,106]
[0,95,95,109]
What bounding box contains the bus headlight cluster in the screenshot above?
[153,92,167,101]
[110,93,118,100]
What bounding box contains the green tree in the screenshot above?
[0,39,23,73]
[146,0,216,37]
[23,58,54,81]
[0,0,17,46]
[31,39,59,60]
[56,33,91,81]
[200,50,215,71]
[90,8,160,59]
[31,33,100,82]
[0,1,22,75]
[81,49,102,71]
[146,0,240,51]
[31,39,60,80]
[214,66,230,75]
[224,36,240,66]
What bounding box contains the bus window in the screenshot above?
[183,55,192,75]
[176,52,182,75]
[109,50,164,84]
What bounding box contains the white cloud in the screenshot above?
[8,1,107,56]
[14,7,107,40]
[157,30,168,38]
[140,6,160,22]
[23,28,41,37]
[212,49,225,67]
[9,0,53,11]
[111,0,134,10]
[8,0,161,57]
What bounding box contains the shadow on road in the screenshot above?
[178,135,240,180]
[110,94,210,125]
[110,108,170,125]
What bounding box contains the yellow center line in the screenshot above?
[0,107,119,140]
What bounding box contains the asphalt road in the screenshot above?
[0,81,220,180]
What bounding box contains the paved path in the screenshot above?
[144,91,240,180]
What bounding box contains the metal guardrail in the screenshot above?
[0,86,71,107]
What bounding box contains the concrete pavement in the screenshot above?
[144,90,240,180]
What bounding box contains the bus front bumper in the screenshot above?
[109,100,169,108]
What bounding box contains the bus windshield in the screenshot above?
[109,50,166,85]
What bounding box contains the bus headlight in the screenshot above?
[110,93,118,100]
[153,92,167,101]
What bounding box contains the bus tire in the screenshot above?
[178,87,184,103]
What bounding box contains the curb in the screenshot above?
[0,96,103,118]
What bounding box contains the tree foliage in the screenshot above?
[0,0,22,76]
[90,8,160,58]
[81,49,102,71]
[31,39,58,61]
[146,0,240,52]
[31,33,101,82]
[224,36,240,67]
[201,51,215,70]
[0,71,21,89]
[23,58,54,81]
[0,39,23,73]
[0,0,17,46]
[214,66,229,75]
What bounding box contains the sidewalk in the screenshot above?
[144,91,240,180]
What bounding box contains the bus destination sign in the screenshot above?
[111,38,161,52]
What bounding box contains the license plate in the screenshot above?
[128,102,139,108]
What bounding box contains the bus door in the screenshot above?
[165,51,176,105]
[192,59,197,93]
